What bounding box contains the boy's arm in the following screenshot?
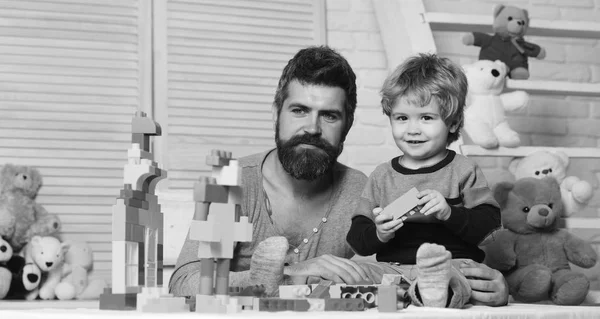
[443,164,502,246]
[346,215,386,256]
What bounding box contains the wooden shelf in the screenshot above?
[506,80,600,97]
[459,145,600,158]
[563,217,600,229]
[423,12,600,39]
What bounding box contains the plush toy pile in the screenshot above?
[0,164,105,300]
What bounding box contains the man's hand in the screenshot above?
[283,254,371,285]
[459,260,509,307]
[373,207,405,243]
[418,189,451,221]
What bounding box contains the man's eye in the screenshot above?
[324,114,338,121]
[291,109,306,114]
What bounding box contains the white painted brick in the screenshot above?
[591,100,600,118]
[555,0,594,8]
[528,38,566,62]
[561,7,600,21]
[343,50,387,69]
[350,0,374,12]
[529,62,591,82]
[529,5,561,20]
[353,32,385,51]
[508,117,568,135]
[527,97,590,118]
[423,0,493,14]
[566,44,600,64]
[530,134,597,147]
[356,108,388,126]
[328,31,355,50]
[327,11,379,32]
[567,119,600,137]
[530,0,556,4]
[357,88,382,108]
[361,69,389,89]
[345,126,387,145]
[592,65,600,82]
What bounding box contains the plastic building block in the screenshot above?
[340,286,377,308]
[99,289,137,310]
[308,280,332,298]
[376,285,398,313]
[193,178,229,203]
[279,285,313,299]
[383,187,420,220]
[257,298,311,312]
[324,298,365,311]
[206,149,232,167]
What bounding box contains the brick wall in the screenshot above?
[327,0,600,289]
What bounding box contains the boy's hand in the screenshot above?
[373,207,405,243]
[417,189,451,221]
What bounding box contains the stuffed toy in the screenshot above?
[0,164,62,252]
[55,241,106,300]
[462,4,546,79]
[485,177,597,305]
[0,236,41,299]
[21,235,70,300]
[509,150,594,217]
[462,59,529,149]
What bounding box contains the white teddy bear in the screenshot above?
[509,150,594,217]
[463,60,529,149]
[21,236,70,300]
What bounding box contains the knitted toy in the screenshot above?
[55,241,106,300]
[509,150,593,217]
[21,235,70,300]
[0,164,62,252]
[485,177,597,305]
[462,59,528,149]
[462,4,546,79]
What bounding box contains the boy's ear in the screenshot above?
[449,121,459,133]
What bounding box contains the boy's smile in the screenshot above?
[389,97,457,169]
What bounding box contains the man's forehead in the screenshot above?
[284,80,346,110]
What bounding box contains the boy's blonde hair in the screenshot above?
[380,53,467,145]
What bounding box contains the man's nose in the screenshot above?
[303,116,322,135]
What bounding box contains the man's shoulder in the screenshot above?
[238,150,271,169]
[333,162,368,189]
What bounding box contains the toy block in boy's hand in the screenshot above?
[383,187,420,220]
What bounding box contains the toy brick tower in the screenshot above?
[100,111,186,311]
[187,150,253,313]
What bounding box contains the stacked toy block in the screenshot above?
[100,111,186,312]
[186,150,253,314]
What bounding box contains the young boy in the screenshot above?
[346,53,501,308]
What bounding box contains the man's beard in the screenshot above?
[275,121,343,181]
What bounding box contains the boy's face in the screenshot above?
[389,97,457,169]
[273,80,346,180]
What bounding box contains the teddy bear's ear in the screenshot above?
[60,241,71,255]
[31,236,42,244]
[493,4,506,18]
[551,150,569,168]
[493,181,514,208]
[508,157,521,175]
[522,8,529,22]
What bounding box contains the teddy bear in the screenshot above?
[508,150,594,217]
[462,4,546,79]
[55,241,106,300]
[0,164,62,253]
[21,235,70,300]
[485,177,597,305]
[0,236,42,299]
[462,59,529,149]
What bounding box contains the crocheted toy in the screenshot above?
[0,164,62,252]
[0,236,41,299]
[55,241,106,300]
[21,236,70,300]
[462,4,546,79]
[486,177,597,305]
[509,150,593,217]
[462,59,528,149]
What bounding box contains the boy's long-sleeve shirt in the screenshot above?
[346,150,501,264]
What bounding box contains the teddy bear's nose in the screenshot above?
[518,21,524,26]
[491,69,500,77]
[0,245,6,252]
[542,169,550,174]
[22,175,27,180]
[45,262,53,267]
[538,208,549,217]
